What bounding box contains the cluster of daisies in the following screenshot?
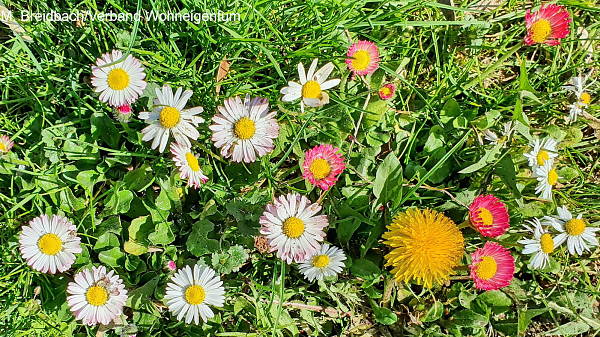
[12,39,386,327]
[382,195,515,291]
[3,3,597,330]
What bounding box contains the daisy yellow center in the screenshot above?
[282,217,305,239]
[86,286,109,306]
[380,86,392,96]
[475,256,497,280]
[476,208,494,226]
[159,107,181,128]
[580,92,591,105]
[351,50,371,71]
[185,152,200,172]
[37,233,62,255]
[184,285,206,305]
[107,68,130,91]
[234,117,256,140]
[309,158,331,180]
[540,233,554,254]
[302,80,322,99]
[536,150,550,166]
[565,219,586,236]
[382,209,464,288]
[0,143,5,152]
[548,169,558,186]
[531,19,552,44]
[312,254,330,268]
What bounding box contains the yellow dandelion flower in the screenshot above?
[382,208,464,288]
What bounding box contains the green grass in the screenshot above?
[1,0,599,336]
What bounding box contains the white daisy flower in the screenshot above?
[524,137,558,170]
[534,161,559,200]
[518,218,559,269]
[280,59,341,112]
[91,50,147,107]
[209,95,279,163]
[259,193,328,264]
[170,143,208,189]
[165,265,225,325]
[298,244,346,282]
[139,85,204,153]
[66,265,128,326]
[19,214,82,274]
[562,73,593,122]
[483,121,513,145]
[543,206,599,255]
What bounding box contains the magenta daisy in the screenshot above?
[468,194,510,238]
[378,83,396,100]
[469,242,515,291]
[259,193,328,263]
[0,135,14,153]
[302,144,345,191]
[524,4,571,46]
[345,40,380,76]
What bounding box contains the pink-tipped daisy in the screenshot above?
[91,50,147,107]
[345,40,380,76]
[469,242,515,291]
[302,144,345,191]
[0,135,14,153]
[166,260,177,271]
[259,193,328,264]
[468,194,510,238]
[170,143,209,189]
[524,4,571,46]
[378,83,396,100]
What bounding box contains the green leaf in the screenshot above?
[128,216,155,244]
[90,112,121,148]
[94,232,120,251]
[477,290,512,308]
[98,247,125,267]
[336,218,361,246]
[459,143,502,174]
[350,258,380,279]
[450,309,489,327]
[373,153,403,207]
[187,219,220,256]
[105,190,134,215]
[364,99,389,128]
[148,222,175,245]
[76,170,101,191]
[518,308,548,335]
[422,301,444,322]
[127,276,160,310]
[424,125,445,152]
[155,188,171,211]
[372,305,397,325]
[495,154,521,197]
[545,322,590,336]
[124,240,148,256]
[123,165,155,192]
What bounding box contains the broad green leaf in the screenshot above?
[495,154,521,198]
[422,301,444,322]
[459,143,502,174]
[364,99,389,128]
[373,153,403,207]
[336,218,361,247]
[124,240,148,256]
[187,219,220,256]
[424,125,445,152]
[148,222,175,245]
[98,247,125,267]
[372,305,397,325]
[450,309,489,327]
[90,112,121,148]
[105,190,134,215]
[155,189,171,211]
[518,308,548,335]
[76,170,101,191]
[127,276,160,310]
[477,290,512,308]
[350,258,380,278]
[94,232,120,251]
[545,322,590,336]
